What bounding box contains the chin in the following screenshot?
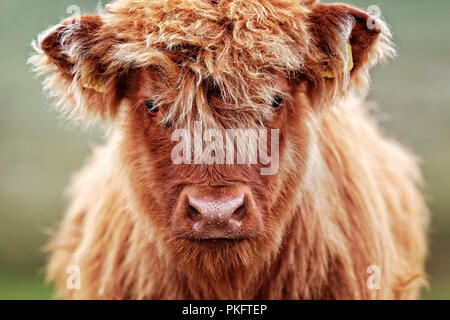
[169,236,268,272]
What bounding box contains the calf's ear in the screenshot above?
[30,14,123,123]
[305,3,394,99]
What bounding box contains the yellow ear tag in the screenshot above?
[81,65,106,93]
[83,77,106,93]
[347,43,354,72]
[322,43,354,79]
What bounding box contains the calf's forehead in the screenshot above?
[104,0,311,76]
[103,0,312,127]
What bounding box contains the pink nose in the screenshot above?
[186,194,246,239]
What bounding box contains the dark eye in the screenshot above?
[145,99,159,113]
[271,95,283,109]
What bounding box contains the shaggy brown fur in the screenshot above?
[30,0,428,299]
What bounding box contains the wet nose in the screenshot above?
[186,194,246,239]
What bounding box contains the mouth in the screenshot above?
[185,238,246,248]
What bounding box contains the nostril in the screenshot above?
[186,202,202,222]
[232,200,246,221]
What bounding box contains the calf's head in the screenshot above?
[31,0,392,274]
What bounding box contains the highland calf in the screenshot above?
[31,0,428,299]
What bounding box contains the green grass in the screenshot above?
[0,273,53,300]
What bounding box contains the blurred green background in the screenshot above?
[0,0,449,299]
